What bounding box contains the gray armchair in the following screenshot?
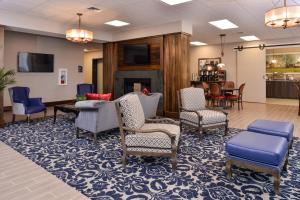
[178,87,228,135]
[115,94,181,171]
[75,92,163,141]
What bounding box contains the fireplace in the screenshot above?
[124,78,151,94]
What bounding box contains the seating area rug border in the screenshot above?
[1,116,300,200]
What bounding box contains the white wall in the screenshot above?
[190,43,237,82]
[3,31,85,106]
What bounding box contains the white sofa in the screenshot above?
[75,92,162,141]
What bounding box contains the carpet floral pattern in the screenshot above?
[1,116,300,200]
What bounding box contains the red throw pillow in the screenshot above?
[85,93,112,101]
[142,88,150,96]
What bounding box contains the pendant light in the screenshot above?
[66,13,93,43]
[217,34,226,69]
[265,0,300,29]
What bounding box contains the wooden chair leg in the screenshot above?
[122,152,127,167]
[171,153,177,172]
[26,115,30,123]
[93,133,97,142]
[44,110,47,119]
[76,128,80,138]
[283,157,288,171]
[12,114,16,123]
[226,160,232,178]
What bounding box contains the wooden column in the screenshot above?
[163,33,190,118]
[0,26,4,127]
[103,42,118,96]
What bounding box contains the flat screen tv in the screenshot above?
[123,44,150,65]
[17,52,54,72]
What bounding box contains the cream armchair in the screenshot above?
[178,87,228,135]
[115,94,181,171]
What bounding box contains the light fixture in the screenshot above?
[240,35,260,41]
[105,20,130,27]
[209,19,238,30]
[219,34,226,57]
[190,41,207,46]
[271,49,277,64]
[66,13,93,43]
[160,0,192,5]
[265,0,300,29]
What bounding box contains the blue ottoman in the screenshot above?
[225,131,288,194]
[247,119,294,148]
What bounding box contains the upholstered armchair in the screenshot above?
[115,94,181,171]
[8,87,47,123]
[178,87,228,135]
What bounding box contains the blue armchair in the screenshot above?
[8,87,47,123]
[77,83,94,95]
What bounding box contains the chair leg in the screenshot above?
[12,114,16,123]
[238,101,240,111]
[76,128,80,138]
[283,157,288,171]
[241,100,243,110]
[44,110,47,119]
[226,160,232,178]
[225,120,229,135]
[122,151,127,167]
[93,133,97,142]
[26,115,30,123]
[171,152,177,172]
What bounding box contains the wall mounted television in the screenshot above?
[17,52,54,72]
[123,44,150,65]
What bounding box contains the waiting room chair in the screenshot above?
[178,87,228,135]
[8,86,47,123]
[226,83,246,110]
[115,94,181,171]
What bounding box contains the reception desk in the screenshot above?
[266,80,300,99]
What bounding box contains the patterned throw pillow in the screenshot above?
[119,94,145,130]
[85,93,112,101]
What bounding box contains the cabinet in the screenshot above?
[266,80,299,99]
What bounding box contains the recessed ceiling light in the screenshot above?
[209,19,238,30]
[105,20,130,27]
[160,0,192,5]
[190,41,207,46]
[240,35,260,41]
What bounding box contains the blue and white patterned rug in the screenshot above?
[1,116,300,200]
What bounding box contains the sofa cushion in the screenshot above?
[125,123,180,150]
[226,131,288,166]
[86,93,112,101]
[180,110,227,125]
[119,94,145,129]
[75,100,104,109]
[247,119,294,142]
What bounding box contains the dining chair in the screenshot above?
[202,82,211,106]
[226,83,246,110]
[294,83,300,116]
[210,83,225,107]
[223,81,235,95]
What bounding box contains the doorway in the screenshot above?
[92,58,103,93]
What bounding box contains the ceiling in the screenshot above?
[0,0,299,44]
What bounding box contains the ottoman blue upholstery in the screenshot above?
[226,131,288,166]
[225,131,289,194]
[247,119,294,144]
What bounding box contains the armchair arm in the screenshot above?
[122,127,176,140]
[206,107,228,116]
[179,107,203,119]
[28,98,44,106]
[145,118,179,125]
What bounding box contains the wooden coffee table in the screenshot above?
[53,104,79,123]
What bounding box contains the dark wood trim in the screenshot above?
[4,99,76,112]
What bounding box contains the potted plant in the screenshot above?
[0,68,16,128]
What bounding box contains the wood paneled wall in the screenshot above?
[103,42,118,95]
[163,33,190,117]
[102,33,190,117]
[117,36,163,71]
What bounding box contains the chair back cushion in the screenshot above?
[10,87,30,105]
[77,84,94,96]
[180,87,206,111]
[119,94,145,129]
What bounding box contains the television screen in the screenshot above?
[17,52,54,72]
[124,44,150,65]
